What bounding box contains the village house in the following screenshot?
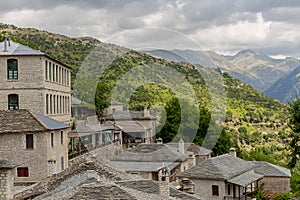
[0,38,72,124]
[177,148,292,200]
[177,150,264,200]
[110,140,207,181]
[0,109,70,184]
[104,102,157,148]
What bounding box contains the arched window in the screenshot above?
[7,59,18,80]
[8,94,19,110]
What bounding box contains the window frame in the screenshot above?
[51,132,54,147]
[25,134,34,149]
[7,58,18,80]
[212,185,219,196]
[8,94,19,110]
[17,167,29,177]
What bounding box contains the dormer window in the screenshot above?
[7,59,18,80]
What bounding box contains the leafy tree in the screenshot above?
[95,82,110,116]
[288,97,300,168]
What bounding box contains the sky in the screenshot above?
[1,0,300,58]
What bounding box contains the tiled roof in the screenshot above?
[177,154,254,180]
[0,110,69,134]
[253,161,291,177]
[111,161,180,172]
[167,142,211,155]
[111,143,188,162]
[0,160,16,169]
[0,41,44,56]
[105,110,156,120]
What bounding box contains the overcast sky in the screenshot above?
[1,0,300,58]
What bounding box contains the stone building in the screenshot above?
[178,154,264,200]
[0,109,70,184]
[0,39,71,124]
[104,107,157,148]
[111,143,191,181]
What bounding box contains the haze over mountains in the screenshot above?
[145,49,300,102]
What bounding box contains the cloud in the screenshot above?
[0,0,300,57]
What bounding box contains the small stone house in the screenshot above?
[253,161,291,194]
[177,154,264,200]
[0,109,70,184]
[0,39,72,124]
[104,108,157,148]
[111,143,190,181]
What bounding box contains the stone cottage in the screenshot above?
[0,109,70,184]
[177,153,264,200]
[111,143,191,181]
[0,39,72,124]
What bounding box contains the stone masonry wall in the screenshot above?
[0,169,14,200]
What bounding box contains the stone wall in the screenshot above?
[0,169,14,200]
[259,176,290,194]
[192,179,225,200]
[0,129,69,183]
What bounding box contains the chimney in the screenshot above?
[156,137,163,144]
[179,138,185,155]
[0,160,16,200]
[3,37,8,52]
[143,107,150,117]
[159,164,170,198]
[230,147,237,157]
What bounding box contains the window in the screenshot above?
[45,60,48,80]
[51,133,54,147]
[61,131,64,144]
[49,62,52,81]
[17,167,29,177]
[212,185,219,196]
[227,184,231,195]
[56,65,58,82]
[50,95,52,114]
[8,94,19,110]
[61,156,64,170]
[7,59,18,80]
[46,94,49,114]
[26,134,33,149]
[52,63,55,82]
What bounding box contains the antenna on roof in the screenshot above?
[26,34,29,46]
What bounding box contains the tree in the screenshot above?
[288,97,300,168]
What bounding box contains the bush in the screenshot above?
[274,193,293,200]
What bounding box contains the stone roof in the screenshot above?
[111,161,180,172]
[253,161,291,177]
[0,41,72,69]
[105,110,156,121]
[0,41,44,56]
[33,112,69,130]
[0,110,69,134]
[0,160,16,169]
[113,120,146,133]
[111,144,188,162]
[71,96,87,105]
[228,170,263,187]
[118,180,203,200]
[177,154,254,180]
[167,142,211,156]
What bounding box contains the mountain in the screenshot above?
[265,66,300,103]
[144,49,299,93]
